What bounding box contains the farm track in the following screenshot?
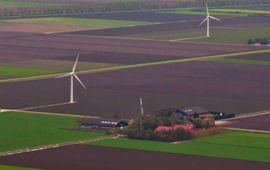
[0,135,116,157]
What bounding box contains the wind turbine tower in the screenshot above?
[199,3,222,37]
[57,54,86,104]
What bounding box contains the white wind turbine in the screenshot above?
[199,3,222,37]
[57,54,86,104]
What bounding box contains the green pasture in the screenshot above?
[165,8,247,16]
[211,8,270,15]
[89,130,270,163]
[0,65,57,79]
[6,17,152,28]
[0,60,118,79]
[0,165,36,170]
[207,58,270,65]
[124,25,270,44]
[195,26,270,44]
[204,52,270,65]
[0,112,105,153]
[168,8,270,16]
[0,0,66,8]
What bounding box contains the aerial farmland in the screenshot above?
[0,0,270,170]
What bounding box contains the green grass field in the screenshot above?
[0,60,118,79]
[196,27,270,44]
[124,25,270,43]
[6,17,152,28]
[207,58,270,65]
[0,112,105,153]
[89,131,270,163]
[165,8,247,16]
[0,0,67,7]
[0,65,57,79]
[0,165,36,170]
[211,8,270,15]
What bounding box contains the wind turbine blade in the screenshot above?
[206,2,209,16]
[209,16,222,22]
[56,73,72,78]
[199,17,208,26]
[72,54,79,73]
[73,74,86,89]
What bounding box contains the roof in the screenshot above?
[199,114,215,119]
[81,119,128,127]
[155,124,194,132]
[178,106,208,115]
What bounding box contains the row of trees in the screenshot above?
[0,0,269,17]
[248,38,270,45]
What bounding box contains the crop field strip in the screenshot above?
[222,113,270,132]
[202,52,270,65]
[0,33,267,83]
[66,15,270,43]
[1,140,270,170]
[1,59,270,117]
[0,47,269,83]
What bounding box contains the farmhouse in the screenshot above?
[176,106,209,117]
[79,119,128,129]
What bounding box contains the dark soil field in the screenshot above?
[0,31,36,39]
[64,11,202,22]
[224,114,270,131]
[54,52,180,65]
[1,62,270,117]
[1,144,270,170]
[0,34,261,64]
[68,16,270,36]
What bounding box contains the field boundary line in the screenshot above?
[225,110,270,121]
[0,135,117,157]
[1,49,270,84]
[0,108,100,119]
[224,127,270,134]
[62,33,250,47]
[170,36,208,42]
[44,21,162,35]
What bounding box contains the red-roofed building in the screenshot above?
[154,124,194,133]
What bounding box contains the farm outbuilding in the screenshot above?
[79,119,128,129]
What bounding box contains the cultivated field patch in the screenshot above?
[224,114,270,131]
[71,15,270,44]
[63,11,202,22]
[204,52,270,65]
[1,144,270,170]
[1,61,270,117]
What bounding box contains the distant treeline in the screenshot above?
[248,38,270,45]
[0,0,269,17]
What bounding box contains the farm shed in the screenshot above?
[80,119,128,128]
